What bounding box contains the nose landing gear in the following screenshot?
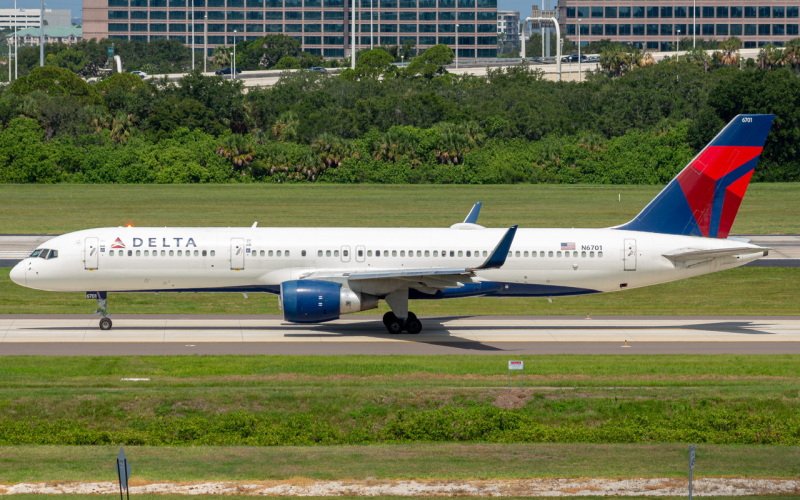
[87,292,112,330]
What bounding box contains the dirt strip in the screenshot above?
[2,478,800,496]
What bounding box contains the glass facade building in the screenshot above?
[558,1,799,51]
[83,0,498,59]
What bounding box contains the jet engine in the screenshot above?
[280,280,378,323]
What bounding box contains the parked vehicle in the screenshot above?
[307,66,328,73]
[130,70,149,79]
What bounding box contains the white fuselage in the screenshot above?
[10,226,766,299]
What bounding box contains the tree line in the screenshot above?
[1,40,799,184]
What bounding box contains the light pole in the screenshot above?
[676,29,680,54]
[14,0,18,80]
[190,0,194,70]
[39,0,45,67]
[203,13,207,73]
[350,0,356,69]
[231,29,236,80]
[455,24,459,69]
[577,18,581,82]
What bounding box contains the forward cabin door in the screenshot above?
[624,239,637,271]
[84,237,99,270]
[230,238,245,270]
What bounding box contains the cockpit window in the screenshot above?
[29,248,58,259]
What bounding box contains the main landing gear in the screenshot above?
[382,311,422,334]
[382,288,422,334]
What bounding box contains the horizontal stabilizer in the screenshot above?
[663,246,769,263]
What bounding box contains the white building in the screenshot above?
[0,8,72,31]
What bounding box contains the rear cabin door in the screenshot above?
[230,238,245,270]
[624,239,637,271]
[84,237,99,270]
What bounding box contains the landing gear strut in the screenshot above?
[89,292,112,330]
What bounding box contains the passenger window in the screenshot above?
[269,250,274,257]
[109,250,115,257]
[128,250,133,256]
[581,251,586,257]
[160,250,165,256]
[201,250,206,257]
[375,250,381,257]
[424,250,430,257]
[301,250,306,257]
[540,251,545,257]
[169,250,174,256]
[194,250,199,256]
[334,250,339,257]
[358,249,363,257]
[367,250,372,257]
[400,251,405,257]
[285,250,290,257]
[590,251,595,257]
[277,250,282,257]
[515,251,520,257]
[392,250,397,257]
[598,251,604,258]
[524,251,529,257]
[507,251,512,257]
[210,250,215,256]
[548,251,554,257]
[326,250,331,257]
[433,251,438,257]
[416,250,422,257]
[458,250,463,257]
[137,250,142,256]
[260,250,266,257]
[343,249,348,257]
[557,251,562,257]
[466,250,471,257]
[450,251,455,257]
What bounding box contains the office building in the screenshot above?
[558,1,799,51]
[82,0,498,59]
[0,8,72,30]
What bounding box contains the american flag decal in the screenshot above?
[111,238,126,249]
[561,242,575,250]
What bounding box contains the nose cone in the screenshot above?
[9,261,26,287]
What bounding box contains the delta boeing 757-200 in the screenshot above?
[10,114,775,334]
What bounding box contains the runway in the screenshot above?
[2,315,800,355]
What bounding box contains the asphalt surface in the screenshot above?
[2,315,799,355]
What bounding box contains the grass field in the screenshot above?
[2,184,799,497]
[0,183,798,234]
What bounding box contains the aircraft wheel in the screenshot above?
[99,317,113,331]
[383,312,403,334]
[405,312,422,334]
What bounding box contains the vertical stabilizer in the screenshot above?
[616,114,774,238]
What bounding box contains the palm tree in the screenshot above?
[783,38,800,70]
[313,133,355,170]
[757,44,784,70]
[600,48,629,77]
[271,111,300,142]
[216,133,255,174]
[212,46,231,68]
[110,112,134,143]
[716,37,742,66]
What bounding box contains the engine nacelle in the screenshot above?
[280,280,378,323]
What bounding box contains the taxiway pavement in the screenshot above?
[1,315,799,355]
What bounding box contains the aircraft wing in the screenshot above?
[663,246,769,263]
[301,225,517,290]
